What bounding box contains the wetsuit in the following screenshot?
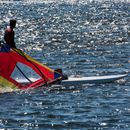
[4,26,16,48]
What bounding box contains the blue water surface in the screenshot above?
[0,0,130,129]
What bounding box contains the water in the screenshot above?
[0,0,130,129]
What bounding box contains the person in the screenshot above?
[4,19,17,48]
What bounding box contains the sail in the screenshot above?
[0,44,62,90]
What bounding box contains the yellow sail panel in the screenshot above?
[0,76,18,90]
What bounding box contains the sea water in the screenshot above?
[0,0,130,129]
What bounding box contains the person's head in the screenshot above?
[9,19,16,28]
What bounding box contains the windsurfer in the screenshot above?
[4,19,17,48]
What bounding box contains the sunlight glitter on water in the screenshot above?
[0,0,129,129]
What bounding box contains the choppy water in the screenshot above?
[0,0,130,129]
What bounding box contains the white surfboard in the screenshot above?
[61,74,127,85]
[18,74,127,85]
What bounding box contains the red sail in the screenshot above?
[0,45,62,90]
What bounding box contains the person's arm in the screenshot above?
[12,30,16,48]
[4,30,8,42]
